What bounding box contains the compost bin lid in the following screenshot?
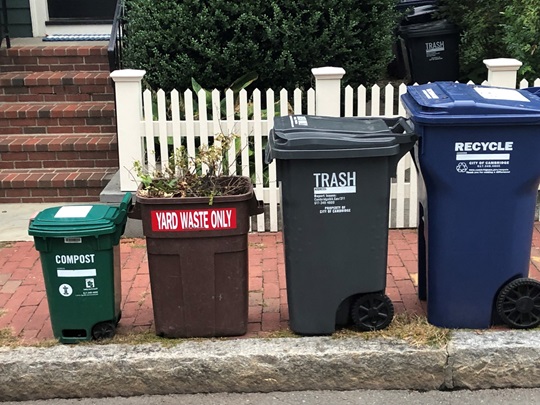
[28,194,131,238]
[267,115,416,160]
[402,82,540,125]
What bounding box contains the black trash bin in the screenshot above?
[266,115,417,335]
[391,4,440,79]
[399,19,460,84]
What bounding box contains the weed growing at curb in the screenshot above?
[0,328,18,347]
[84,330,189,348]
[263,329,300,339]
[333,313,451,348]
[0,313,449,349]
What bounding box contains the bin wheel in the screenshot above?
[92,321,116,340]
[351,293,394,331]
[496,278,540,329]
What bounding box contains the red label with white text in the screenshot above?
[151,208,237,231]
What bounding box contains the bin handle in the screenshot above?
[113,193,133,224]
[248,192,265,216]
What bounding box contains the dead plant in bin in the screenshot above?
[133,133,249,203]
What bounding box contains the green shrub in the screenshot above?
[501,0,540,82]
[123,0,399,91]
[438,0,507,83]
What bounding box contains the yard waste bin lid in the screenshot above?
[267,115,416,160]
[402,82,540,125]
[28,194,132,238]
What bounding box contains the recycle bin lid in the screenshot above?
[28,204,124,238]
[402,82,540,125]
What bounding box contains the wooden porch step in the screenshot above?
[0,101,115,135]
[0,168,117,203]
[0,134,118,170]
[0,45,109,73]
[0,71,114,103]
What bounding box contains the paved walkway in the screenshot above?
[1,225,539,344]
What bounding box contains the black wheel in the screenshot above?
[92,321,116,340]
[496,278,540,329]
[351,293,394,331]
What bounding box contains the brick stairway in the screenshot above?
[0,45,118,203]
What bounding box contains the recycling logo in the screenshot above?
[456,162,468,173]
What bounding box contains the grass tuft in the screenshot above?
[86,330,187,348]
[0,328,18,347]
[333,312,451,348]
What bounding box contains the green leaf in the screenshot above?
[228,72,258,93]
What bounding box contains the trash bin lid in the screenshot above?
[401,5,438,26]
[399,19,458,37]
[397,0,437,12]
[28,194,132,238]
[402,82,540,125]
[267,115,414,160]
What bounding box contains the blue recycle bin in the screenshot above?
[402,82,540,329]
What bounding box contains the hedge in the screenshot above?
[123,0,399,92]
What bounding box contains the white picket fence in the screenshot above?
[111,59,540,232]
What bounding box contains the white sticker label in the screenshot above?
[422,88,439,100]
[455,141,512,175]
[313,172,356,214]
[64,237,82,244]
[54,206,93,218]
[289,115,308,127]
[57,269,97,278]
[425,41,445,61]
[474,87,529,102]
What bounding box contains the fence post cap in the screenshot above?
[110,69,147,81]
[311,67,346,80]
[483,58,522,71]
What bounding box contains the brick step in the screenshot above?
[0,134,118,170]
[0,46,109,73]
[0,71,114,103]
[0,101,115,135]
[0,168,117,203]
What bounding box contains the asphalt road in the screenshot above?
[2,389,540,405]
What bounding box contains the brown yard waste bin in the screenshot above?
[131,177,263,338]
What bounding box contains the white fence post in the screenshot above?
[110,69,146,192]
[483,58,522,89]
[311,67,345,116]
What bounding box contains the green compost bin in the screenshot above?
[28,194,132,343]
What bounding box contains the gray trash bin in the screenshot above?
[266,115,417,334]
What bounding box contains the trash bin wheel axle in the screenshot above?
[496,278,540,329]
[351,293,394,331]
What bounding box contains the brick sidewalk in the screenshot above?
[1,225,539,344]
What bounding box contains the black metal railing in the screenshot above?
[108,0,125,71]
[1,0,11,48]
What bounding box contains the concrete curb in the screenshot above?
[448,330,540,390]
[1,331,540,401]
